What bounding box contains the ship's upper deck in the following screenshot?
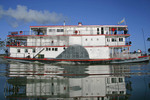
[8,23,129,37]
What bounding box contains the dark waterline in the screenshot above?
[0,58,150,100]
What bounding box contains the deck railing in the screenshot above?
[8,31,31,36]
[8,30,129,36]
[6,41,130,47]
[111,52,147,59]
[6,41,68,47]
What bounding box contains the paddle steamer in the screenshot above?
[5,22,149,64]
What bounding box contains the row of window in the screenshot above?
[84,38,124,42]
[46,48,58,51]
[49,29,64,32]
[107,77,124,84]
[17,48,59,53]
[17,49,36,53]
[107,38,124,42]
[85,91,124,96]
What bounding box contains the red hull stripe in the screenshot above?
[4,56,120,61]
[6,45,131,48]
[4,55,148,62]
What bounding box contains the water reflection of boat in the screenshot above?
[4,63,132,99]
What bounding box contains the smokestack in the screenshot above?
[78,22,82,26]
[64,20,65,26]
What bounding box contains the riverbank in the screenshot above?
[0,54,6,58]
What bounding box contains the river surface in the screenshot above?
[0,58,150,100]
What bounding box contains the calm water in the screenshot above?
[0,58,150,100]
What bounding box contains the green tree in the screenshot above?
[0,38,5,50]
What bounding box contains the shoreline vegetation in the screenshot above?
[0,54,6,58]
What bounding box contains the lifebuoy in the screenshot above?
[74,30,78,34]
[112,28,116,32]
[20,31,23,34]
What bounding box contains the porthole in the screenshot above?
[17,49,20,53]
[33,49,36,53]
[55,48,58,51]
[52,48,55,51]
[46,48,49,51]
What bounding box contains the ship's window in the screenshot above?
[97,28,99,35]
[49,48,51,51]
[111,78,117,83]
[57,29,64,32]
[97,38,99,41]
[49,29,55,32]
[17,49,20,53]
[119,78,123,82]
[112,38,116,42]
[120,91,124,94]
[55,48,58,51]
[107,78,110,84]
[112,91,117,94]
[33,49,36,53]
[85,39,87,41]
[52,48,55,51]
[46,48,49,51]
[107,38,110,42]
[97,28,99,31]
[101,27,104,34]
[119,38,123,42]
[25,49,28,53]
[91,38,93,41]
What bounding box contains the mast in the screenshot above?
[142,29,147,53]
[63,20,66,35]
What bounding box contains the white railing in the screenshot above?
[10,53,25,58]
[111,52,143,59]
[8,30,129,36]
[7,41,69,47]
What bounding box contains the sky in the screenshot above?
[0,0,150,52]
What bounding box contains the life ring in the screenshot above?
[74,30,78,34]
[20,31,23,34]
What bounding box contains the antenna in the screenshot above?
[63,20,66,34]
[142,28,147,53]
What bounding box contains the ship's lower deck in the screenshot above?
[6,44,149,64]
[5,55,149,64]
